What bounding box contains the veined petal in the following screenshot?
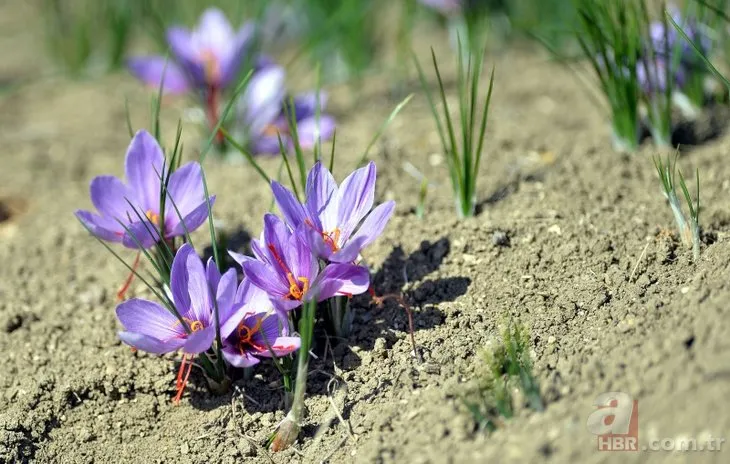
[305,162,338,231]
[229,250,255,269]
[331,200,395,263]
[262,213,291,266]
[75,210,124,243]
[205,257,222,293]
[271,181,307,229]
[337,161,376,240]
[242,260,289,298]
[257,336,301,357]
[89,175,137,220]
[118,331,185,355]
[222,345,261,367]
[166,162,204,219]
[170,244,195,311]
[183,246,213,325]
[311,263,370,301]
[301,223,334,262]
[295,115,335,150]
[182,325,216,354]
[216,268,239,329]
[125,130,166,212]
[127,56,191,94]
[167,196,215,238]
[116,298,184,340]
[121,219,161,249]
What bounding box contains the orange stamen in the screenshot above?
[236,315,266,354]
[145,209,160,226]
[322,228,341,252]
[285,273,309,301]
[116,251,141,301]
[199,49,220,84]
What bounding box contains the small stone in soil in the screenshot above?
[492,230,510,247]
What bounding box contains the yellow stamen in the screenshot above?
[285,273,310,301]
[322,228,341,253]
[145,209,160,226]
[198,49,220,83]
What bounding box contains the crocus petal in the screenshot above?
[89,175,137,220]
[240,66,286,135]
[182,325,216,354]
[196,8,235,53]
[301,224,334,261]
[116,298,185,340]
[251,135,284,155]
[166,162,204,219]
[292,92,328,121]
[125,130,166,212]
[310,263,370,301]
[167,196,216,238]
[216,268,239,328]
[228,250,254,268]
[271,181,307,229]
[331,200,395,263]
[295,115,335,150]
[75,210,124,242]
[219,22,255,88]
[170,243,195,312]
[241,260,289,298]
[257,336,301,357]
[166,27,205,87]
[182,246,213,325]
[285,228,318,286]
[305,161,338,230]
[262,213,292,265]
[118,331,185,355]
[205,257,222,294]
[222,345,261,368]
[127,57,191,94]
[337,161,376,240]
[121,219,161,249]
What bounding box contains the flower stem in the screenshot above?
[270,299,316,452]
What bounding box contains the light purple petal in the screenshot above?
[195,8,235,53]
[118,331,185,355]
[251,135,284,155]
[242,260,289,298]
[116,298,184,340]
[166,27,205,86]
[127,57,191,94]
[301,224,334,262]
[170,243,195,312]
[89,175,137,220]
[166,162,204,220]
[222,345,261,367]
[311,263,370,301]
[205,257,222,294]
[331,200,395,263]
[271,181,307,229]
[262,213,291,266]
[336,161,376,240]
[229,250,254,268]
[305,162,338,231]
[121,219,161,249]
[125,130,166,212]
[167,196,215,238]
[295,115,335,150]
[292,91,328,120]
[216,268,239,328]
[75,210,124,242]
[285,228,318,287]
[182,325,216,354]
[219,22,255,88]
[183,246,213,325]
[240,66,286,134]
[257,336,301,357]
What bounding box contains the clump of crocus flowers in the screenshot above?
[126,8,336,157]
[75,127,394,448]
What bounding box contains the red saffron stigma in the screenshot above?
[174,354,193,405]
[206,86,223,144]
[116,252,141,301]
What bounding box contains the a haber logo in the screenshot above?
[586,392,639,451]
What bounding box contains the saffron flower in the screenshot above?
[236,63,335,155]
[115,244,240,355]
[272,161,395,263]
[127,8,253,95]
[231,214,369,311]
[221,281,300,367]
[75,130,215,249]
[637,58,685,94]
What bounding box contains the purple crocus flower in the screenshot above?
[230,214,369,311]
[221,281,300,367]
[237,63,336,155]
[648,8,711,65]
[637,58,686,94]
[115,244,240,355]
[271,161,395,264]
[75,130,215,249]
[127,8,253,95]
